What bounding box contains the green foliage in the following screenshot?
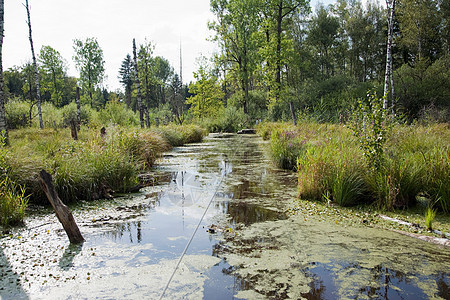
[201,106,247,133]
[38,45,68,107]
[98,100,139,126]
[5,99,31,129]
[350,92,391,171]
[7,116,206,205]
[73,37,105,107]
[60,102,95,126]
[156,124,207,146]
[187,65,224,119]
[395,55,450,118]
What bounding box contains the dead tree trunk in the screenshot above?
[0,0,8,144]
[39,170,84,244]
[70,120,78,140]
[76,86,81,130]
[133,39,145,129]
[25,0,43,129]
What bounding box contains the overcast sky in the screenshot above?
[3,0,217,91]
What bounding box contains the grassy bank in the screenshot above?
[259,121,450,213]
[0,123,206,226]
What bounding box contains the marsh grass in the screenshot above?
[0,136,29,226]
[6,123,207,205]
[263,121,449,211]
[0,176,29,227]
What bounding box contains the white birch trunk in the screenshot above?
[383,0,395,111]
[25,0,43,129]
[133,39,144,129]
[0,0,8,143]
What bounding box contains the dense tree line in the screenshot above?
[1,0,449,131]
[206,0,450,122]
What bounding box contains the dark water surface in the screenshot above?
[1,134,449,299]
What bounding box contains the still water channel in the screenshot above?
[1,134,449,299]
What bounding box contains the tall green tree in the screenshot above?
[38,45,68,107]
[261,0,310,124]
[168,73,185,124]
[210,0,262,114]
[73,37,105,107]
[137,40,156,109]
[187,63,224,119]
[118,54,134,108]
[3,67,24,100]
[132,38,145,128]
[307,5,340,78]
[153,56,173,106]
[397,0,441,62]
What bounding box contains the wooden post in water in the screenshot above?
[39,170,84,244]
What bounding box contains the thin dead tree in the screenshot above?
[133,39,145,129]
[76,86,81,130]
[383,0,396,113]
[24,0,43,129]
[0,0,8,143]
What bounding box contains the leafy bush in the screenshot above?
[202,106,247,133]
[98,100,139,127]
[60,102,95,126]
[5,99,31,129]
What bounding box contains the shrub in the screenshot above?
[60,102,95,126]
[5,99,31,129]
[98,100,139,127]
[200,106,247,133]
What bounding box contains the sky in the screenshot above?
[3,0,217,91]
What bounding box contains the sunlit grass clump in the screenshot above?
[260,121,450,212]
[6,123,207,205]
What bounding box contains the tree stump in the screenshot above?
[70,120,78,140]
[39,170,84,244]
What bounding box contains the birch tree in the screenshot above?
[25,0,43,129]
[0,0,8,143]
[132,39,145,128]
[383,0,395,111]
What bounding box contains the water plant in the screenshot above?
[424,206,437,231]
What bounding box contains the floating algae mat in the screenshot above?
[1,134,449,299]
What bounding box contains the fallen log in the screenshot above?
[237,128,256,134]
[39,170,84,244]
[391,230,450,247]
